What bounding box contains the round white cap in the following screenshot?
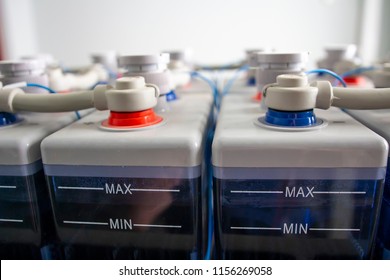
[91,50,117,63]
[372,63,390,88]
[255,52,309,64]
[276,73,308,87]
[247,49,268,67]
[125,70,172,95]
[0,60,46,73]
[246,48,267,55]
[163,50,189,61]
[324,44,357,61]
[119,53,170,67]
[21,54,55,67]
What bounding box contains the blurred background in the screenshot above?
[0,0,389,68]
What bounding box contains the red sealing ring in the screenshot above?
[102,109,163,128]
[344,76,365,86]
[252,92,262,102]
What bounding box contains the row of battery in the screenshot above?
[0,47,389,260]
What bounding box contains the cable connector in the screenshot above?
[105,77,160,112]
[0,76,160,113]
[263,74,318,111]
[0,86,25,113]
[264,73,390,111]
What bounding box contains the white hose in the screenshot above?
[12,91,95,112]
[0,87,97,113]
[332,87,390,109]
[0,78,160,113]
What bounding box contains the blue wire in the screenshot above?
[339,66,377,78]
[221,64,250,97]
[102,66,118,80]
[190,71,220,109]
[305,69,347,88]
[26,83,56,93]
[90,81,108,90]
[204,180,214,260]
[26,83,81,119]
[186,73,216,259]
[74,111,81,120]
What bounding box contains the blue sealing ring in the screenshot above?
[166,90,178,102]
[265,109,317,127]
[0,112,21,126]
[247,76,256,86]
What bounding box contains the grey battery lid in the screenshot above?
[0,112,81,165]
[41,105,209,167]
[348,108,390,154]
[212,107,388,168]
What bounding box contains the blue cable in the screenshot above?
[305,69,347,88]
[221,64,250,97]
[26,83,56,93]
[184,72,216,259]
[74,111,81,120]
[204,180,214,260]
[106,68,118,79]
[190,71,220,109]
[339,66,377,78]
[26,83,81,119]
[90,81,108,90]
[204,128,214,260]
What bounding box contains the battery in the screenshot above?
[0,112,88,259]
[41,96,210,259]
[347,109,390,259]
[212,106,387,259]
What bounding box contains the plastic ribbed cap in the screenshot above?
[119,53,170,67]
[246,49,268,67]
[373,63,390,88]
[276,74,308,87]
[255,52,309,64]
[325,44,357,60]
[0,60,46,73]
[21,54,55,66]
[163,50,187,61]
[126,70,172,95]
[91,50,117,63]
[245,49,266,55]
[115,76,146,90]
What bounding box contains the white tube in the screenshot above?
[331,87,390,109]
[48,65,109,92]
[12,91,95,112]
[0,77,160,113]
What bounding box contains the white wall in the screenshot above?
[0,0,38,59]
[3,0,367,68]
[378,0,390,61]
[359,0,387,64]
